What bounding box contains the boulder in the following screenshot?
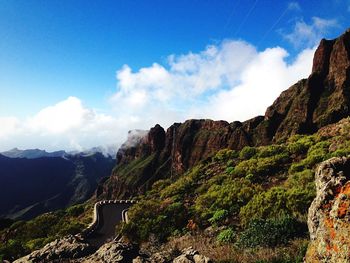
[14,235,92,263]
[306,157,350,262]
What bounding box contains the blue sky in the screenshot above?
[0,0,349,151]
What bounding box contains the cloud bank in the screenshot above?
[282,16,339,48]
[0,39,315,152]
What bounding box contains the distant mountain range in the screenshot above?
[1,146,118,159]
[0,150,116,220]
[1,148,67,159]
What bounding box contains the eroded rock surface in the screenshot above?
[14,237,211,263]
[306,156,350,262]
[14,235,93,263]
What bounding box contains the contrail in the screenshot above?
[222,0,242,37]
[257,4,290,46]
[234,0,259,37]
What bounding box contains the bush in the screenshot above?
[303,141,330,167]
[239,146,257,160]
[225,166,234,174]
[258,145,287,158]
[287,135,316,154]
[195,178,259,220]
[240,187,289,226]
[208,209,229,226]
[233,153,289,181]
[237,216,306,248]
[122,199,188,241]
[66,204,85,217]
[214,149,236,162]
[217,228,235,243]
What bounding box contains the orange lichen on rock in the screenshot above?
[337,201,349,218]
[340,182,350,196]
[307,156,350,261]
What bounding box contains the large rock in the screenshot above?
[173,247,212,263]
[78,242,139,263]
[14,235,92,263]
[306,157,350,262]
[14,238,212,263]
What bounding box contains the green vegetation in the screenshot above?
[120,121,350,261]
[237,216,306,248]
[0,204,91,261]
[217,227,235,243]
[3,118,350,262]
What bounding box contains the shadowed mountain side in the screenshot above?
[0,153,115,220]
[98,28,350,200]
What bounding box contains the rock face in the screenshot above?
[79,242,139,263]
[173,247,211,263]
[98,28,350,200]
[15,238,211,263]
[14,235,93,263]
[306,157,350,262]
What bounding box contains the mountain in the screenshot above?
[3,27,350,263]
[1,148,66,159]
[0,152,115,220]
[97,28,350,200]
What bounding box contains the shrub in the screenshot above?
[160,165,203,199]
[303,141,331,167]
[122,199,188,241]
[225,166,234,174]
[195,178,259,220]
[239,146,257,160]
[208,209,229,225]
[286,187,315,218]
[66,204,85,217]
[286,170,314,188]
[234,153,289,181]
[217,228,235,243]
[258,145,287,158]
[214,149,236,162]
[240,187,289,226]
[237,216,306,248]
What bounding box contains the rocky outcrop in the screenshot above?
[78,242,140,263]
[98,28,350,200]
[15,238,211,263]
[14,235,93,263]
[306,156,350,262]
[172,247,211,263]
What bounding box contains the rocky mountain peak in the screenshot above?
[100,28,350,200]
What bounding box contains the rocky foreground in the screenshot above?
[13,235,211,263]
[306,156,350,262]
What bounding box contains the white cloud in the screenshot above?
[0,39,315,152]
[0,117,20,138]
[282,17,339,48]
[112,40,314,125]
[27,97,92,134]
[0,97,124,152]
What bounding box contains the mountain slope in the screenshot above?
[98,28,350,200]
[0,153,115,220]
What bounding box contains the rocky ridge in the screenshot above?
[99,28,350,200]
[14,236,211,263]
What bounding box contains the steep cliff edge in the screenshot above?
[99,28,350,199]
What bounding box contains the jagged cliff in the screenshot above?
[98,29,350,200]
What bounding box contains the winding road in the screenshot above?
[81,200,136,248]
